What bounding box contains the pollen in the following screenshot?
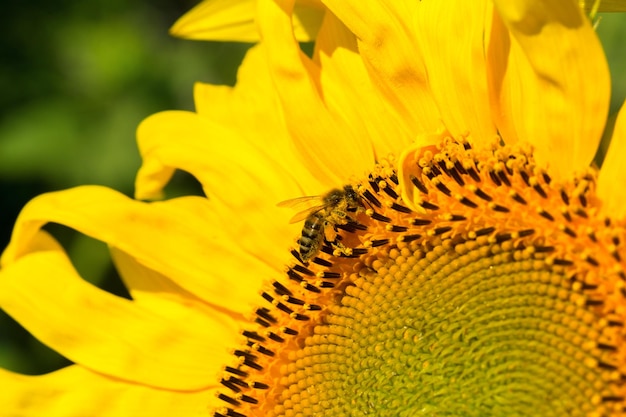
[213,136,626,417]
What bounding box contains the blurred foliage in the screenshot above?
[0,2,625,376]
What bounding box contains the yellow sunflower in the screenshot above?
[2,0,626,416]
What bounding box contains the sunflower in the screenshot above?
[2,0,626,416]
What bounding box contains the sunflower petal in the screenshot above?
[0,244,238,390]
[398,132,447,213]
[322,0,442,135]
[109,247,244,325]
[136,110,306,205]
[0,366,219,417]
[170,0,324,42]
[598,100,626,219]
[412,0,497,143]
[135,111,306,268]
[1,186,272,314]
[312,10,411,158]
[490,0,610,179]
[193,45,324,195]
[257,0,375,185]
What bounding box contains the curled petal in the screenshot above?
[0,241,238,390]
[136,111,302,205]
[397,133,445,213]
[136,111,306,267]
[1,186,270,314]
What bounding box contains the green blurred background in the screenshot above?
[0,2,624,375]
[0,0,252,374]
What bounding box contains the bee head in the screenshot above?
[323,189,345,206]
[343,185,362,208]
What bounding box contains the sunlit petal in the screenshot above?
[1,186,271,313]
[136,111,306,268]
[257,0,375,184]
[0,242,237,390]
[4,0,625,415]
[313,12,412,158]
[193,45,324,195]
[171,0,324,42]
[490,0,610,179]
[322,0,442,135]
[413,0,497,144]
[0,366,218,417]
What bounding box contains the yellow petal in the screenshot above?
[598,100,626,219]
[1,186,270,314]
[193,45,324,195]
[413,0,497,144]
[398,131,449,213]
[322,0,442,135]
[171,0,324,42]
[313,10,412,158]
[0,366,219,417]
[136,110,307,204]
[109,247,244,323]
[135,111,307,267]
[490,0,610,179]
[0,243,238,390]
[257,0,375,184]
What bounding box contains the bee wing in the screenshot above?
[288,205,326,224]
[277,195,321,208]
[277,195,325,224]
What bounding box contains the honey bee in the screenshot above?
[278,185,363,262]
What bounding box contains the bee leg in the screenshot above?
[329,240,353,257]
[323,224,337,243]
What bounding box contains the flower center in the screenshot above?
[213,136,626,417]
